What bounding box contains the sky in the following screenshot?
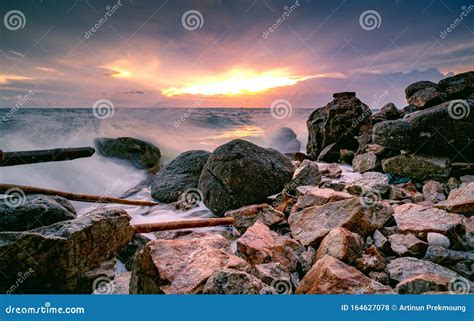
[0,0,473,109]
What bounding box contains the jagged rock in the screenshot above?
[355,125,373,154]
[0,195,76,232]
[438,71,474,100]
[285,159,321,193]
[395,274,449,294]
[382,154,450,181]
[422,180,446,204]
[372,103,401,123]
[447,177,461,192]
[270,127,301,154]
[387,257,459,284]
[288,198,393,247]
[435,182,474,216]
[94,137,161,173]
[203,268,273,294]
[405,81,438,99]
[117,234,152,271]
[319,163,342,178]
[225,204,285,234]
[345,171,390,195]
[389,234,428,258]
[427,233,450,249]
[355,246,387,273]
[373,229,391,252]
[129,233,250,294]
[151,150,210,203]
[236,222,275,265]
[393,203,465,238]
[198,139,294,216]
[292,186,352,212]
[296,255,393,294]
[423,245,474,267]
[315,227,364,264]
[271,234,305,272]
[0,208,134,293]
[253,262,291,286]
[369,271,390,285]
[339,149,355,164]
[407,87,447,109]
[352,152,379,173]
[300,247,317,275]
[316,142,341,162]
[306,92,371,159]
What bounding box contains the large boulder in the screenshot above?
[407,87,447,109]
[236,222,275,265]
[438,71,474,100]
[381,154,451,181]
[151,150,210,203]
[198,139,294,215]
[94,137,161,173]
[0,195,76,232]
[0,208,134,293]
[387,257,459,284]
[306,92,371,159]
[405,81,438,99]
[315,227,364,264]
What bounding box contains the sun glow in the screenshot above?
[162,69,314,97]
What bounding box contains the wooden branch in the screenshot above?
[132,217,234,233]
[0,183,158,207]
[0,147,95,167]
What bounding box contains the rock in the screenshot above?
[270,127,301,154]
[395,274,449,294]
[94,137,161,173]
[300,247,317,275]
[382,154,450,181]
[292,186,352,212]
[435,182,474,216]
[316,142,341,162]
[117,234,152,271]
[285,160,321,193]
[203,268,272,294]
[151,150,210,203]
[372,103,401,123]
[355,246,387,273]
[288,198,393,247]
[0,208,134,293]
[253,262,291,286]
[373,229,391,252]
[129,233,250,294]
[369,271,390,285]
[339,149,355,164]
[306,92,371,159]
[355,125,373,154]
[427,232,450,249]
[387,257,459,284]
[271,234,305,272]
[393,203,465,238]
[407,87,447,109]
[423,245,474,267]
[422,180,446,204]
[0,195,76,232]
[86,259,117,294]
[352,152,379,173]
[346,171,390,195]
[236,222,275,265]
[319,163,342,178]
[316,227,364,264]
[372,120,413,150]
[198,139,294,215]
[225,204,285,234]
[389,234,428,258]
[400,105,418,117]
[296,255,393,294]
[438,71,474,100]
[405,81,438,99]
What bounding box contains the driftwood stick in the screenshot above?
[0,183,158,207]
[132,217,235,233]
[0,147,95,167]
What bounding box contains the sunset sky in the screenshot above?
[0,0,472,109]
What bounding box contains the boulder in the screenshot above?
[296,255,393,294]
[389,234,428,258]
[225,203,285,234]
[316,142,341,162]
[373,229,391,252]
[387,257,459,284]
[371,103,400,123]
[151,150,210,203]
[382,154,450,181]
[372,120,413,151]
[117,234,152,271]
[253,262,291,286]
[395,274,449,294]
[288,198,393,247]
[0,195,76,232]
[236,222,275,265]
[198,139,294,215]
[355,246,387,273]
[315,227,364,264]
[271,234,305,272]
[345,171,390,195]
[94,137,161,173]
[306,92,371,159]
[435,182,474,216]
[405,81,438,99]
[285,160,321,193]
[422,180,446,204]
[427,233,450,249]
[203,268,273,294]
[423,245,474,267]
[407,87,447,109]
[0,208,134,293]
[292,186,352,212]
[270,127,301,154]
[319,163,342,178]
[352,152,379,173]
[438,71,474,100]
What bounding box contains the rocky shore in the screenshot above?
[1,71,473,294]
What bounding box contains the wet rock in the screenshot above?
[372,120,413,150]
[382,154,450,181]
[151,150,210,203]
[292,186,352,212]
[387,257,459,284]
[203,268,273,294]
[355,246,387,273]
[306,92,371,159]
[438,71,474,100]
[296,255,393,294]
[352,152,379,173]
[129,233,250,294]
[389,234,428,258]
[435,182,474,216]
[395,274,449,294]
[198,139,294,216]
[427,233,450,249]
[270,127,301,154]
[225,203,285,234]
[253,262,291,286]
[405,81,438,99]
[0,195,76,232]
[316,142,341,163]
[319,163,342,178]
[236,222,275,265]
[94,137,161,173]
[345,171,390,195]
[422,180,446,204]
[423,245,474,267]
[407,87,447,109]
[371,103,401,123]
[0,208,134,293]
[288,198,393,247]
[393,203,465,238]
[316,227,364,264]
[117,234,152,271]
[285,160,321,193]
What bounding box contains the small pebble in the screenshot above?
[427,232,450,249]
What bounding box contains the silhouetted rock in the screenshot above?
[438,71,474,100]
